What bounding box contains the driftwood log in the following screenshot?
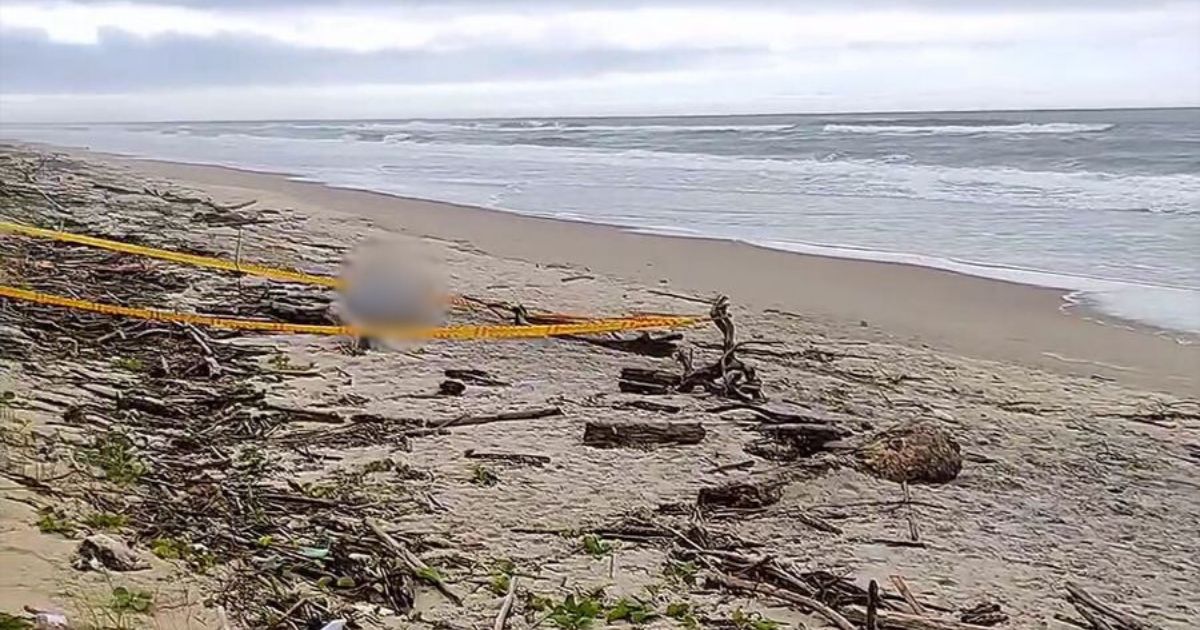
[444,368,508,387]
[616,399,682,414]
[464,449,551,467]
[757,422,849,456]
[618,367,679,395]
[438,380,466,396]
[571,332,683,357]
[582,420,706,449]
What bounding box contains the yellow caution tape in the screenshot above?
[0,220,342,288]
[1,219,706,338]
[0,220,678,319]
[0,285,701,340]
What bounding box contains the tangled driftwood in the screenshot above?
[617,296,763,402]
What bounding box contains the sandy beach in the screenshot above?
[2,144,1198,629]
[123,153,1198,396]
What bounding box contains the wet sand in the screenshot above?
[112,153,1199,396]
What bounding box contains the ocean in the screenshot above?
[3,108,1198,334]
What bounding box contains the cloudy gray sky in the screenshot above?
[1,0,1197,121]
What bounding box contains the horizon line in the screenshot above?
[2,104,1196,126]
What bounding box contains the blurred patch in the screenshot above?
[336,235,446,333]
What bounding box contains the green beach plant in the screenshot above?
[471,463,500,486]
[36,508,76,536]
[580,533,612,558]
[82,431,147,485]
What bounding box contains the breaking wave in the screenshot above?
[824,122,1115,136]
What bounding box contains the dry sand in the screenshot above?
[1,145,1198,629]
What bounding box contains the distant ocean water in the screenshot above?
[3,108,1198,335]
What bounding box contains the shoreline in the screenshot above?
[21,143,1200,394]
[9,137,1198,335]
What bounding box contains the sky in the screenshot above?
[1,0,1198,122]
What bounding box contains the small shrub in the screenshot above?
[151,537,188,560]
[415,565,444,583]
[82,512,128,531]
[361,458,395,473]
[666,602,699,629]
[580,533,612,558]
[488,557,516,596]
[267,353,314,371]
[489,572,511,596]
[471,464,500,487]
[151,536,215,571]
[524,593,555,613]
[731,608,783,630]
[234,445,268,472]
[109,586,152,614]
[82,432,146,485]
[547,593,604,629]
[663,560,698,586]
[36,508,76,536]
[111,357,145,372]
[268,353,292,370]
[606,597,658,624]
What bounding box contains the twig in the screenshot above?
[265,597,307,629]
[366,518,463,606]
[646,288,716,305]
[616,399,681,414]
[705,460,755,475]
[419,406,563,434]
[494,575,518,630]
[867,579,879,630]
[903,481,921,543]
[889,574,927,615]
[841,606,998,630]
[445,368,509,387]
[791,509,842,535]
[465,449,551,466]
[714,573,856,630]
[1065,582,1158,630]
[859,537,928,549]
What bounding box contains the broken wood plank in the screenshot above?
[262,403,345,424]
[405,406,564,437]
[708,402,845,425]
[444,369,509,387]
[570,332,682,357]
[616,399,682,414]
[582,420,705,449]
[464,449,551,467]
[439,406,562,429]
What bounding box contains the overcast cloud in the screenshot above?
[1,0,1197,121]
